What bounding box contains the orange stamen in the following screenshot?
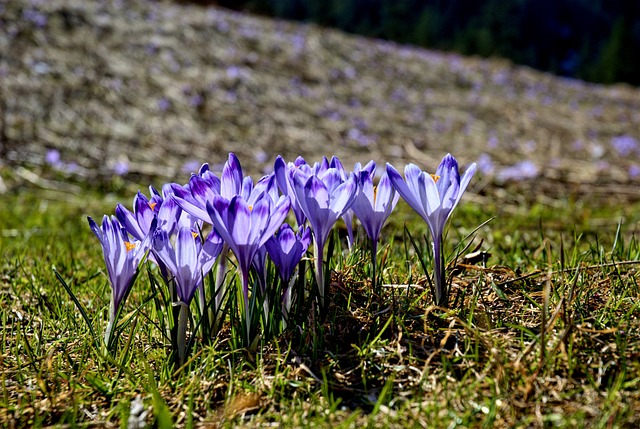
[430,174,440,183]
[125,241,136,252]
[248,205,253,211]
[192,231,199,239]
[149,202,157,211]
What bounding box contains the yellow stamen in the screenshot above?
[192,231,199,239]
[430,174,440,183]
[373,185,378,203]
[148,202,157,211]
[125,241,136,252]
[248,205,253,211]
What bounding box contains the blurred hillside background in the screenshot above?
[1,0,639,203]
[211,0,640,86]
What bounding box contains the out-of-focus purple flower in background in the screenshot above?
[628,165,640,179]
[182,160,202,174]
[572,140,584,151]
[189,94,204,107]
[113,160,130,176]
[487,135,499,149]
[157,98,171,111]
[477,153,495,175]
[497,160,538,182]
[611,135,639,157]
[45,149,62,167]
[23,9,47,28]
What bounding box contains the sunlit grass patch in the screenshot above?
[2,186,640,427]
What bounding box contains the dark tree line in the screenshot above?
[207,0,640,86]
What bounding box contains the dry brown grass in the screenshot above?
[1,0,640,205]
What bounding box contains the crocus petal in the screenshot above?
[435,154,459,196]
[201,230,223,274]
[175,227,198,301]
[375,171,395,212]
[200,170,221,191]
[115,204,145,241]
[89,216,144,314]
[255,173,279,203]
[275,156,306,226]
[313,157,330,176]
[152,228,178,276]
[189,175,218,207]
[305,175,330,209]
[265,224,311,283]
[157,197,180,234]
[241,176,254,201]
[291,171,312,216]
[198,162,210,175]
[171,183,213,224]
[247,196,271,244]
[228,197,252,246]
[456,163,477,207]
[278,225,297,254]
[387,163,425,219]
[258,195,290,248]
[328,175,357,216]
[133,191,155,233]
[207,198,233,246]
[88,216,103,242]
[320,168,343,194]
[362,160,376,176]
[221,152,243,199]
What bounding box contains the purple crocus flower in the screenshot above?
[342,159,376,249]
[152,226,223,364]
[274,155,307,227]
[206,193,290,342]
[351,168,399,291]
[265,224,312,322]
[115,187,188,285]
[88,215,150,346]
[292,168,358,306]
[116,188,181,241]
[329,157,356,250]
[351,169,398,243]
[265,224,312,285]
[172,153,268,225]
[387,154,476,307]
[152,227,223,304]
[171,174,220,224]
[252,244,269,293]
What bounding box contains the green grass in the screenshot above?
[2,183,640,428]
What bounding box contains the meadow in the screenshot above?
[2,0,640,427]
[2,160,640,427]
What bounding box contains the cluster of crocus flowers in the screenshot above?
[87,151,475,358]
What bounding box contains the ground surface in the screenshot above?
[2,0,640,202]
